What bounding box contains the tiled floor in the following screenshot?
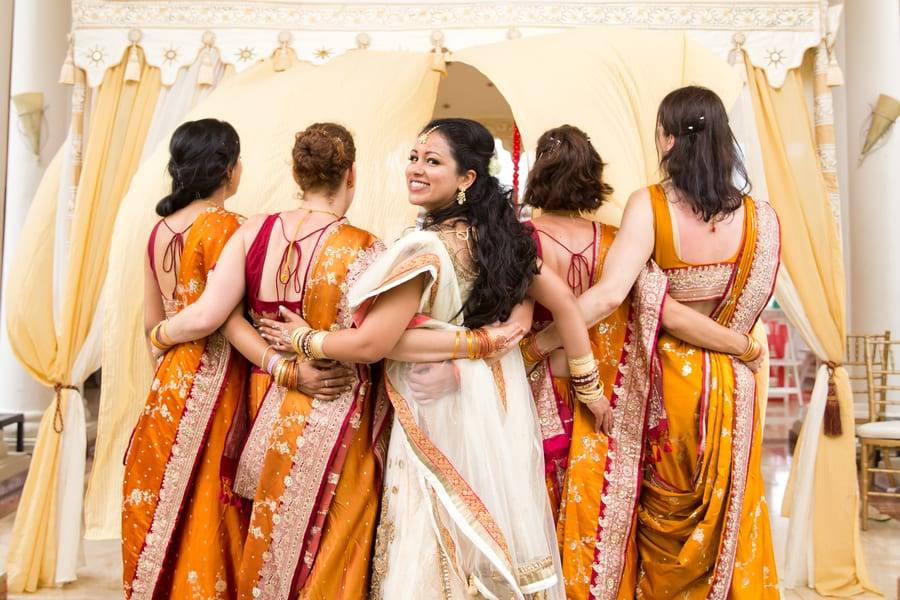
[0,416,896,599]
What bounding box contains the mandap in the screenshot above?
[3,0,873,597]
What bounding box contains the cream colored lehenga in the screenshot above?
[350,224,564,600]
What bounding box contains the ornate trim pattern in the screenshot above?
[69,1,826,87]
[233,383,286,499]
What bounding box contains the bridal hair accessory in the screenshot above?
[488,153,501,177]
[417,125,441,145]
[679,115,706,136]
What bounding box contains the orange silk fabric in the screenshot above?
[122,208,249,599]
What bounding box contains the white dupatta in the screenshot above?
[349,230,563,599]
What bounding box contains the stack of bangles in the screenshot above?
[736,333,763,363]
[450,328,499,360]
[568,355,606,406]
[149,321,174,351]
[519,333,547,368]
[290,327,330,361]
[260,345,301,389]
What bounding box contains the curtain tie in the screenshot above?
[823,361,843,437]
[52,383,79,434]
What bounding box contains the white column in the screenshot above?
[0,0,71,439]
[845,1,900,339]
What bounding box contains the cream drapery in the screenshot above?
[84,49,231,540]
[3,49,161,592]
[453,27,742,225]
[746,64,876,596]
[87,50,441,539]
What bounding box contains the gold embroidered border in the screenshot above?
[385,377,514,565]
[253,388,360,599]
[530,361,566,440]
[490,362,507,414]
[129,334,231,600]
[665,263,733,303]
[589,263,667,600]
[730,200,780,334]
[233,383,286,499]
[708,361,756,599]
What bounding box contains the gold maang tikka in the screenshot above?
[417,125,441,145]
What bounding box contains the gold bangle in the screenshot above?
[466,330,475,360]
[158,321,174,347]
[452,331,461,360]
[736,334,761,362]
[568,354,598,376]
[260,346,275,369]
[290,326,311,355]
[149,322,172,351]
[308,331,328,360]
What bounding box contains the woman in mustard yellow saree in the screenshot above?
[533,87,780,599]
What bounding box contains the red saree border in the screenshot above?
[588,264,667,600]
[128,333,232,600]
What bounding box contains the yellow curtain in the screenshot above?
[746,66,876,596]
[453,27,742,226]
[4,50,161,592]
[84,51,441,539]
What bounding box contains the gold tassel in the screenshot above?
[826,54,844,87]
[430,49,447,75]
[58,34,75,85]
[273,45,291,72]
[124,44,142,82]
[823,362,842,437]
[197,47,216,86]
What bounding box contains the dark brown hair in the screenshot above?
[656,86,750,222]
[523,124,613,212]
[291,122,356,193]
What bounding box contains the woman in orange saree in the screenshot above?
[159,123,386,600]
[124,119,299,599]
[533,88,780,599]
[521,125,768,599]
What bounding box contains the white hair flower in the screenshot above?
[488,154,501,177]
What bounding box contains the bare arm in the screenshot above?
[527,268,591,358]
[143,253,165,336]
[385,300,532,362]
[161,219,256,344]
[221,304,270,368]
[660,300,746,355]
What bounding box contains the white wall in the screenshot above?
[844,0,900,338]
[0,0,71,435]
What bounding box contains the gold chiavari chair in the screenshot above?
[847,332,890,423]
[858,336,900,529]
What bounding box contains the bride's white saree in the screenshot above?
[349,230,564,599]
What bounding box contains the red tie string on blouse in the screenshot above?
[537,222,598,296]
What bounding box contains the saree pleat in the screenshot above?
[632,185,780,600]
[122,207,249,600]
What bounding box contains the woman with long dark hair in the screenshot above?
[265,118,603,598]
[532,87,780,598]
[124,119,313,599]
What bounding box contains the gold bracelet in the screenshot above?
[466,330,475,360]
[260,346,276,369]
[568,354,598,376]
[149,322,173,351]
[736,334,761,362]
[290,326,311,355]
[308,330,328,360]
[451,331,461,360]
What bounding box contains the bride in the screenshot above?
[266,118,607,598]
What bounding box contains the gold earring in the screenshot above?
[456,189,467,205]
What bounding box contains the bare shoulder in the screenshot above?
[625,187,652,209]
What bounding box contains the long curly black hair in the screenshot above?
[420,118,538,328]
[157,118,240,216]
[656,86,750,222]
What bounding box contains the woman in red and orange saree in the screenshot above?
[521,125,768,599]
[159,123,386,600]
[123,120,256,600]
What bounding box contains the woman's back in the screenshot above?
[649,184,748,317]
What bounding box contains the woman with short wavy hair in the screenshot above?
[532,88,780,599]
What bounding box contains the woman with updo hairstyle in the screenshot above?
[158,122,387,598]
[519,124,769,598]
[252,117,608,598]
[532,88,781,598]
[126,118,304,599]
